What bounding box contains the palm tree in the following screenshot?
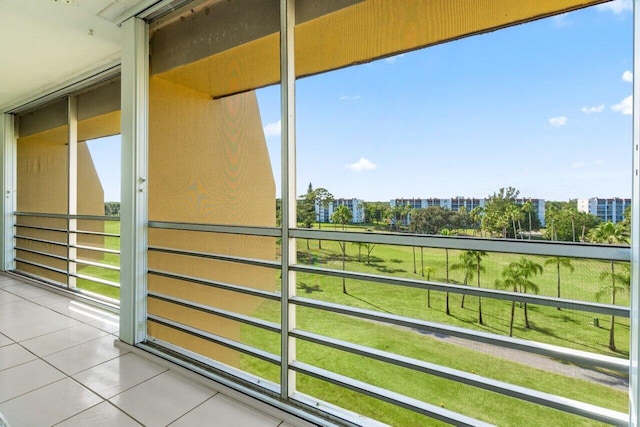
[421,266,437,308]
[588,221,629,351]
[451,251,475,309]
[544,256,574,309]
[470,206,483,237]
[495,257,543,336]
[440,229,452,315]
[331,206,352,294]
[596,265,630,352]
[522,200,534,240]
[470,250,487,325]
[518,258,543,327]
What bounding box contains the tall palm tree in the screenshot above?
[470,250,488,325]
[441,229,452,315]
[451,251,475,310]
[522,200,534,240]
[596,266,630,352]
[470,206,484,237]
[495,257,543,336]
[544,256,574,309]
[588,221,629,351]
[421,266,437,308]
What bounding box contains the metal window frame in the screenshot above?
[0,114,16,271]
[630,3,639,426]
[120,16,149,345]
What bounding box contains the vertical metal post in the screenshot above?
[120,17,149,345]
[631,3,639,425]
[0,114,15,271]
[280,0,296,399]
[67,96,78,289]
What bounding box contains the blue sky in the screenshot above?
[88,1,633,204]
[258,0,634,202]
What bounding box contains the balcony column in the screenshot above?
[280,0,297,398]
[120,16,149,345]
[631,3,640,425]
[0,114,15,271]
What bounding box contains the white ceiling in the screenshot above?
[0,0,151,112]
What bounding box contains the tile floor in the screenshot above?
[0,275,315,427]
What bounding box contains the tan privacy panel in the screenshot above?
[16,111,118,282]
[155,0,607,98]
[147,77,276,367]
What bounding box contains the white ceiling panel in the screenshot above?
[0,0,151,112]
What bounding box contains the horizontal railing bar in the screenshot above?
[15,235,67,247]
[72,214,120,221]
[74,244,120,255]
[289,361,493,427]
[14,247,67,262]
[15,224,67,233]
[15,212,120,222]
[290,229,630,262]
[148,246,280,269]
[293,265,630,318]
[148,315,280,365]
[291,330,628,426]
[15,258,67,276]
[73,273,120,289]
[290,297,628,372]
[75,230,120,238]
[148,269,281,301]
[15,211,68,219]
[75,259,120,271]
[148,291,281,333]
[149,220,281,237]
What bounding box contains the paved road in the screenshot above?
[426,331,629,392]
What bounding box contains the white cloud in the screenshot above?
[263,120,281,137]
[594,159,604,166]
[581,104,604,114]
[548,116,568,127]
[623,70,633,82]
[596,0,632,14]
[571,161,586,169]
[339,95,362,101]
[346,158,377,172]
[612,95,632,115]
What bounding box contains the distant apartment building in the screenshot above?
[577,197,630,223]
[391,197,545,226]
[316,198,365,224]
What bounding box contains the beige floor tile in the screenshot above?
[2,284,52,299]
[0,333,13,347]
[55,401,142,427]
[0,359,65,403]
[0,344,37,371]
[21,323,107,357]
[109,371,215,427]
[44,335,128,375]
[48,300,114,323]
[170,393,281,427]
[0,290,23,305]
[73,352,167,399]
[0,378,102,427]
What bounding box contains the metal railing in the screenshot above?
[145,220,631,426]
[13,211,121,301]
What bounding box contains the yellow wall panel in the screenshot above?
[147,76,276,369]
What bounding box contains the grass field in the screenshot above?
[70,221,630,425]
